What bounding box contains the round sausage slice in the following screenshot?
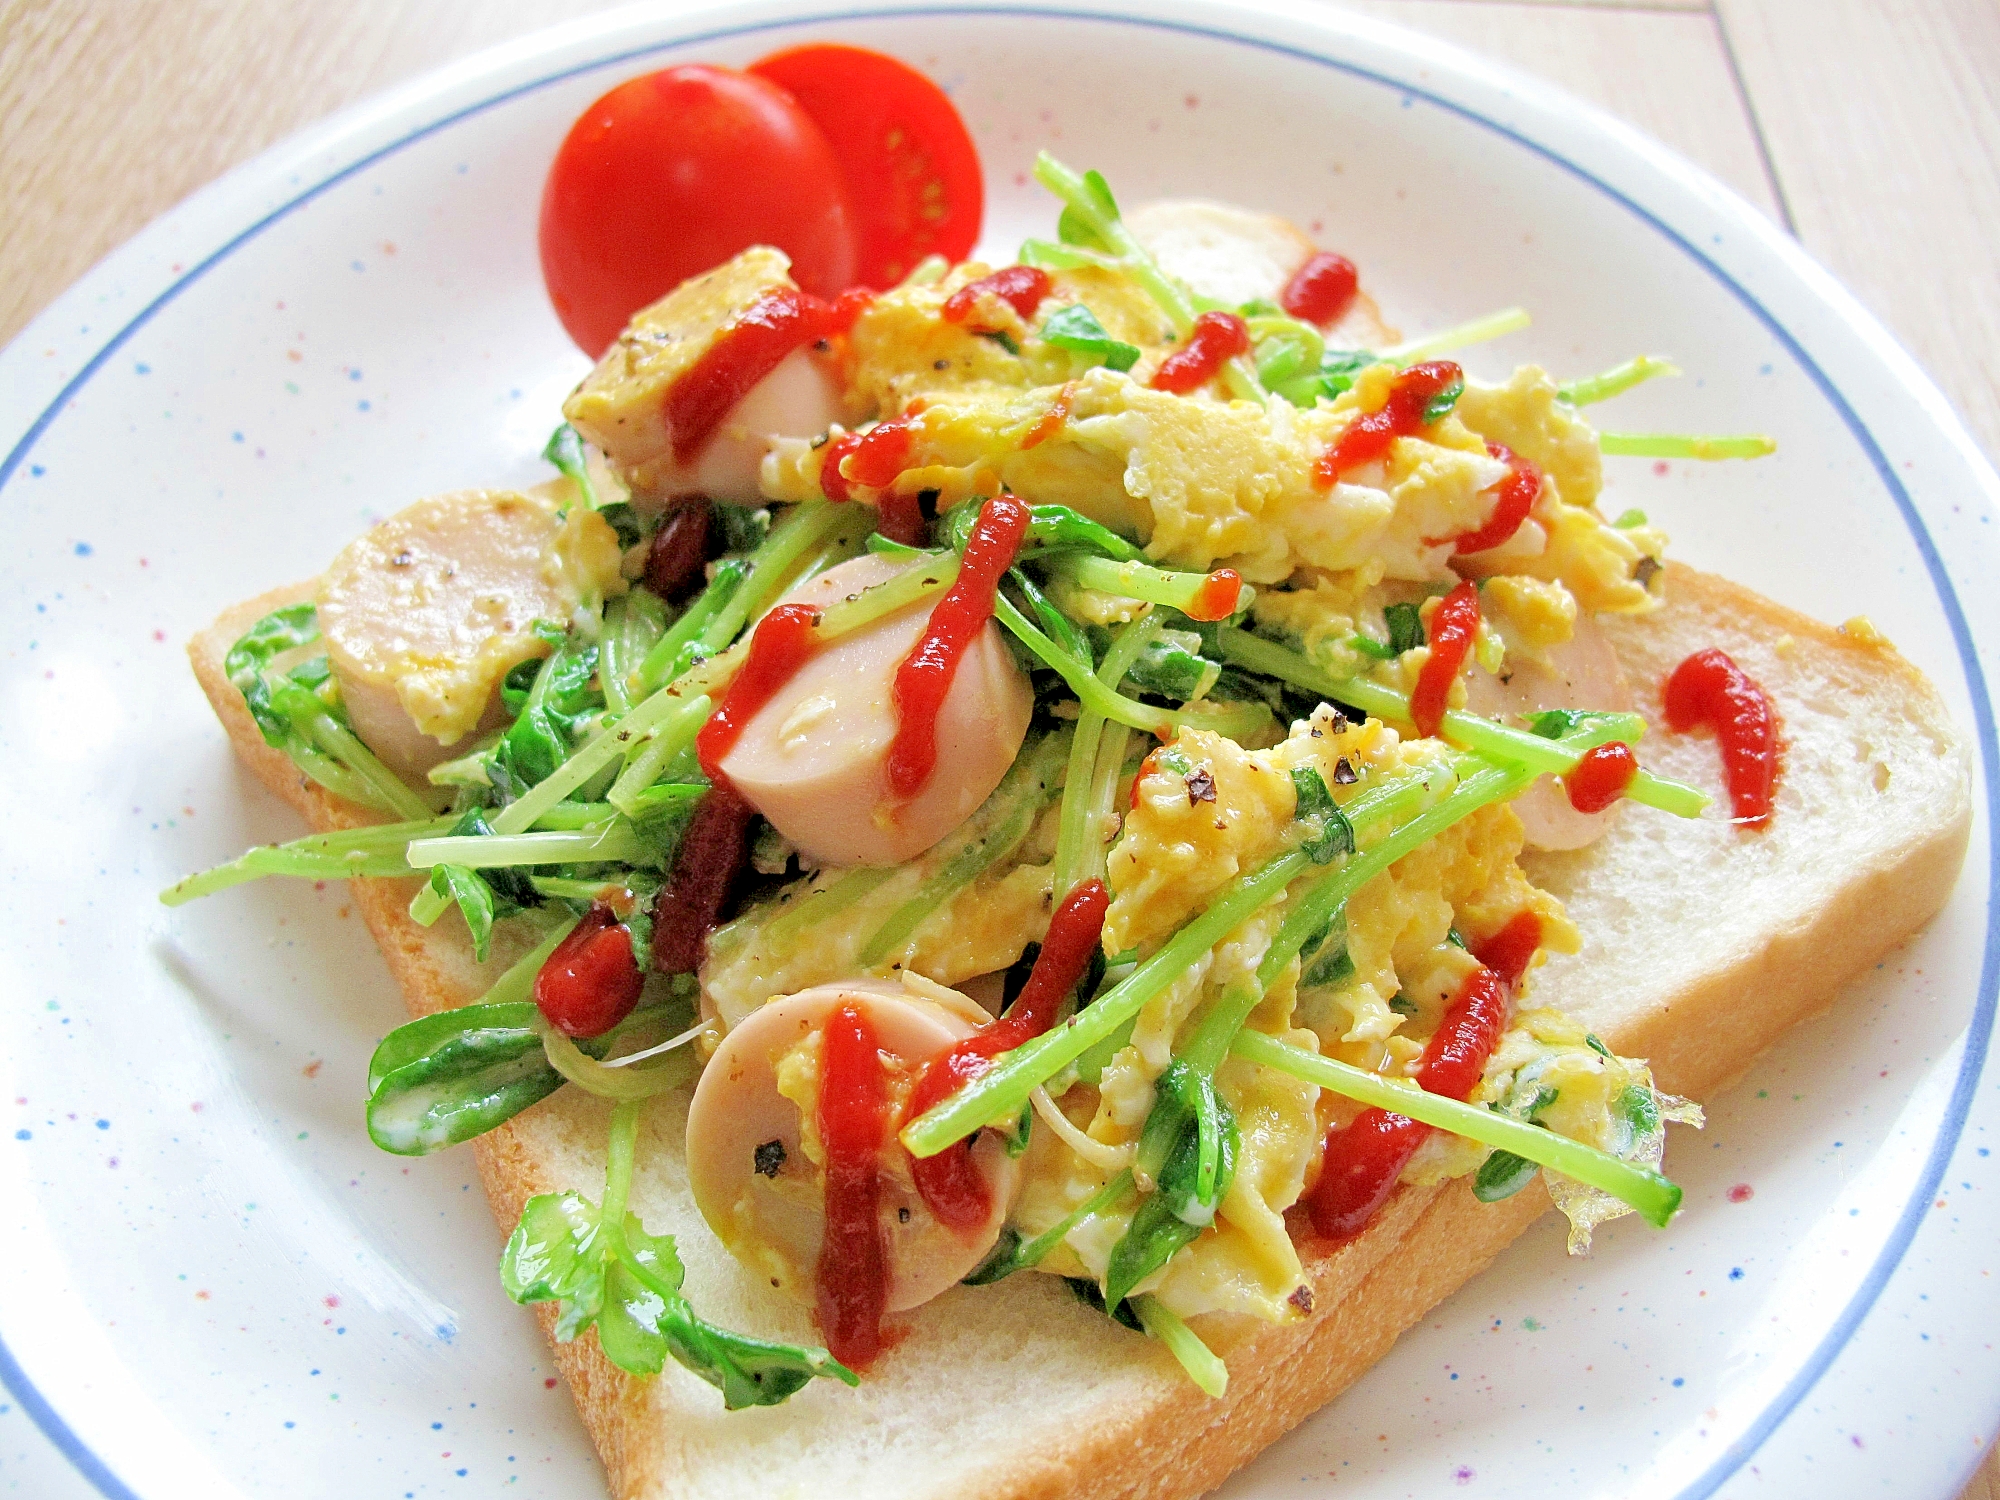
[685,979,1017,1313]
[316,487,624,780]
[719,551,1033,868]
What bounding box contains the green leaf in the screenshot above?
[1385,602,1426,655]
[369,1014,563,1155]
[716,503,771,555]
[1473,1149,1541,1203]
[1348,632,1399,662]
[428,864,498,961]
[1289,766,1356,865]
[1302,941,1356,990]
[1584,1033,1612,1059]
[1524,708,1625,740]
[1010,569,1094,669]
[1120,629,1220,702]
[1618,1083,1661,1137]
[224,602,323,745]
[501,1191,609,1340]
[979,329,1023,356]
[1103,1190,1201,1311]
[597,502,645,549]
[1612,508,1649,529]
[542,423,599,510]
[1422,372,1466,423]
[1039,303,1141,372]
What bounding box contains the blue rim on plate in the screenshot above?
[2,8,1992,1497]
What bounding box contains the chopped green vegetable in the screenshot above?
[1377,306,1531,367]
[366,1001,563,1155]
[501,1099,854,1405]
[1039,302,1141,372]
[541,422,599,511]
[1289,765,1356,864]
[1473,1149,1541,1202]
[1612,508,1650,529]
[1132,1295,1228,1398]
[1384,602,1426,655]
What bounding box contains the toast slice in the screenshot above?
[187,561,1971,1500]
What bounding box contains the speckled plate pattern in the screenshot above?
[2,2,1997,1497]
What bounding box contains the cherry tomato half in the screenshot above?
[539,65,857,355]
[748,44,983,289]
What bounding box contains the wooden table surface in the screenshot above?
[0,1,1994,1496]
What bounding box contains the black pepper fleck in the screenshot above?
[753,1139,787,1179]
[1634,555,1663,588]
[1185,767,1217,805]
[898,1207,911,1223]
[1332,758,1358,785]
[389,549,413,567]
[933,358,951,371]
[1288,1284,1315,1314]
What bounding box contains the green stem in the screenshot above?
[405,824,645,870]
[478,914,581,1007]
[159,816,455,904]
[1557,355,1679,407]
[1053,616,1160,896]
[995,595,1270,741]
[1598,431,1776,460]
[1016,1170,1135,1273]
[605,694,712,815]
[285,688,437,820]
[601,1098,643,1238]
[760,866,899,950]
[1032,153,1261,401]
[1376,307,1531,366]
[1042,554,1249,616]
[1230,1030,1683,1227]
[1132,1295,1228,1398]
[1215,628,1709,818]
[902,846,1311,1157]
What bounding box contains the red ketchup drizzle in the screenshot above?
[696,602,824,785]
[886,493,1031,798]
[1663,648,1781,825]
[1280,252,1360,326]
[1187,568,1245,623]
[1410,579,1481,739]
[664,287,830,462]
[941,266,1052,327]
[1312,359,1463,488]
[649,786,754,975]
[816,1001,891,1370]
[1306,952,1525,1240]
[1470,911,1544,991]
[819,417,926,546]
[1150,311,1252,395]
[1446,443,1541,555]
[1020,380,1079,451]
[1565,741,1638,815]
[826,286,876,335]
[909,880,1111,1230]
[533,904,644,1037]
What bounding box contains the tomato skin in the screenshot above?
[748,44,983,288]
[539,65,857,355]
[534,906,645,1038]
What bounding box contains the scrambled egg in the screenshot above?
[655,241,1693,1329]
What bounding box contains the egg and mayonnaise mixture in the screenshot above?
[266,191,1701,1361]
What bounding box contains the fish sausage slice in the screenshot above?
[720,551,1034,869]
[316,486,623,780]
[685,979,1018,1313]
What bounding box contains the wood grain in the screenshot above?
[0,0,1992,1495]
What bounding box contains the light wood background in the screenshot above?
[0,1,1993,1497]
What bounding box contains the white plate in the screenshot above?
[3,2,1996,1496]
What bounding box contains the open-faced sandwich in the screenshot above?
[165,46,1972,1500]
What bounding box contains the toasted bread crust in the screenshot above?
[187,563,1971,1500]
